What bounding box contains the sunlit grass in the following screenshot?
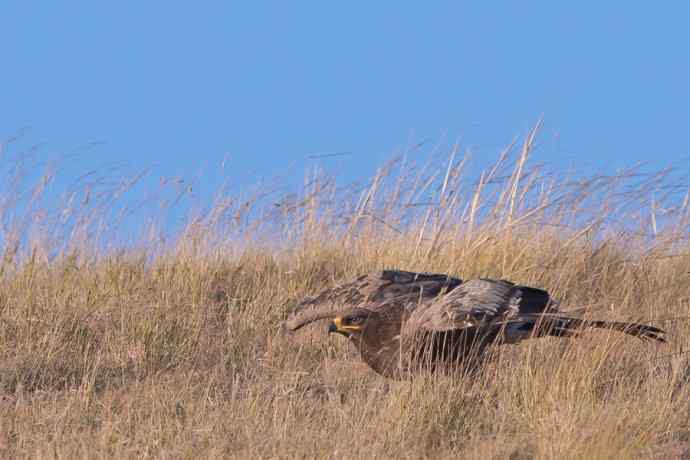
[0,124,689,458]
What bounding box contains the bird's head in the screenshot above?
[327,308,376,340]
[326,306,405,351]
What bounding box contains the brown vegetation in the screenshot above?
[0,125,689,458]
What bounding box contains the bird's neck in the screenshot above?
[353,319,407,379]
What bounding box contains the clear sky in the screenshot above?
[2,2,690,200]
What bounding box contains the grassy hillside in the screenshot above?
[1,128,689,458]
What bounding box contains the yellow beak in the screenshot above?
[328,316,362,336]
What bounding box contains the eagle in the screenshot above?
[283,270,666,379]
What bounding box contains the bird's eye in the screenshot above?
[347,315,365,325]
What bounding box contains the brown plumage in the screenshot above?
[284,270,666,379]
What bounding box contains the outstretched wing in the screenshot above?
[284,269,462,331]
[406,278,557,332]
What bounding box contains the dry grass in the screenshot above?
[1,125,690,458]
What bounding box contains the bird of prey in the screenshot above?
[284,270,666,379]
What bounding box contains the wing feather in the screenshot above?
[284,270,462,330]
[406,278,556,333]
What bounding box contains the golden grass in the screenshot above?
[0,125,689,458]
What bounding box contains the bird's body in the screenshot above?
[284,270,665,379]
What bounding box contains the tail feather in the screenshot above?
[535,316,666,343]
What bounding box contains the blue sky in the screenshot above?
[2,2,689,206]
